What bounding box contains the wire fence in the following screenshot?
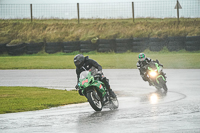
[0,0,199,20]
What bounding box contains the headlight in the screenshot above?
[149,71,157,77]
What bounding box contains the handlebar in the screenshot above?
[94,73,102,78]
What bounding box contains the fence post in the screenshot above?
[30,4,32,22]
[77,3,80,24]
[176,0,179,23]
[132,2,134,22]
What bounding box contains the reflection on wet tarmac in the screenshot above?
[139,90,166,104]
[150,93,158,104]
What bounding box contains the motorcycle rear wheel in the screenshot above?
[109,97,119,110]
[87,91,103,111]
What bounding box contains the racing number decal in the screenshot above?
[82,79,88,85]
[99,84,102,89]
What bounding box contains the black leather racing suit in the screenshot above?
[76,56,112,96]
[136,58,166,83]
[136,57,152,82]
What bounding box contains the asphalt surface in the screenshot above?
[0,69,200,133]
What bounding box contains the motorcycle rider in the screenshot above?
[136,53,166,86]
[74,54,116,98]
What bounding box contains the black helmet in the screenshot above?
[74,54,85,68]
[138,53,146,61]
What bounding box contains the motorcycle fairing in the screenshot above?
[156,75,166,84]
[148,62,166,84]
[79,71,106,97]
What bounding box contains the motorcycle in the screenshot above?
[77,67,119,111]
[146,60,168,94]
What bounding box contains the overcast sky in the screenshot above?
[0,0,179,4]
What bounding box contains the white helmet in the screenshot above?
[138,53,146,61]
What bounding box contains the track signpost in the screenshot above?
[174,0,182,23]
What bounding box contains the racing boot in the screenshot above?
[108,88,116,98]
[105,83,116,98]
[106,83,116,98]
[147,79,153,86]
[102,77,116,98]
[148,81,153,86]
[161,71,167,79]
[163,73,167,79]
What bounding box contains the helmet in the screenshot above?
[74,54,85,68]
[138,53,146,61]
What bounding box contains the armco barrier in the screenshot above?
[1,36,200,55]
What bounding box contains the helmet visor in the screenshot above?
[75,60,81,66]
[139,58,145,61]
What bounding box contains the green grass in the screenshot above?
[0,86,87,114]
[0,49,200,69]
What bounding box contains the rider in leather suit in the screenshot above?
[136,53,166,86]
[74,54,116,98]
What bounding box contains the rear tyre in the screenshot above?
[87,91,102,111]
[109,97,119,110]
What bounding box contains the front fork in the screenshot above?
[100,89,111,106]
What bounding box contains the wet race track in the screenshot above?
[0,69,200,133]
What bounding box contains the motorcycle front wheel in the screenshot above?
[157,76,168,93]
[162,83,168,93]
[87,90,103,111]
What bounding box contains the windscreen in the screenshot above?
[79,71,89,79]
[90,66,98,76]
[148,62,157,69]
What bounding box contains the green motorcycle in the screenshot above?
[146,60,168,94]
[78,68,119,111]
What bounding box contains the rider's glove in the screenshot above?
[98,70,104,77]
[97,70,102,75]
[75,84,79,90]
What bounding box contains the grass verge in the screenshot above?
[0,49,200,69]
[0,86,87,114]
[0,18,200,43]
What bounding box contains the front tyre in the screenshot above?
[157,76,168,93]
[87,91,102,111]
[162,83,168,93]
